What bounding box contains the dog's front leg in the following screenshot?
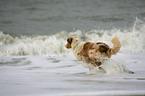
[81,55,89,63]
[81,55,100,67]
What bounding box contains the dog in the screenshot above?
[65,36,121,67]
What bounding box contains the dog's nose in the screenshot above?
[65,43,71,49]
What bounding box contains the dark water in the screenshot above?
[0,0,145,35]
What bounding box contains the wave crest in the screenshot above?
[0,19,145,57]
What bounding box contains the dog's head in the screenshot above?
[65,36,79,49]
[65,37,73,49]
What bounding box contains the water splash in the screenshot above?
[84,59,134,75]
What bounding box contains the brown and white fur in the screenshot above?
[65,36,121,67]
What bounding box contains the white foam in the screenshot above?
[0,18,145,57]
[0,31,73,57]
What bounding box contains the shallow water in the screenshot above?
[0,53,145,96]
[0,20,145,95]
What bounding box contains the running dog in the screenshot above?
[65,36,121,67]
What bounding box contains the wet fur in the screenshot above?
[65,36,121,67]
[80,42,111,66]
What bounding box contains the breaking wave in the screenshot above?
[0,18,145,57]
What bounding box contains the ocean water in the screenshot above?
[0,0,145,35]
[0,0,145,96]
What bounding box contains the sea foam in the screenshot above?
[0,18,145,57]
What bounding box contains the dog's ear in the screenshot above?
[67,37,73,45]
